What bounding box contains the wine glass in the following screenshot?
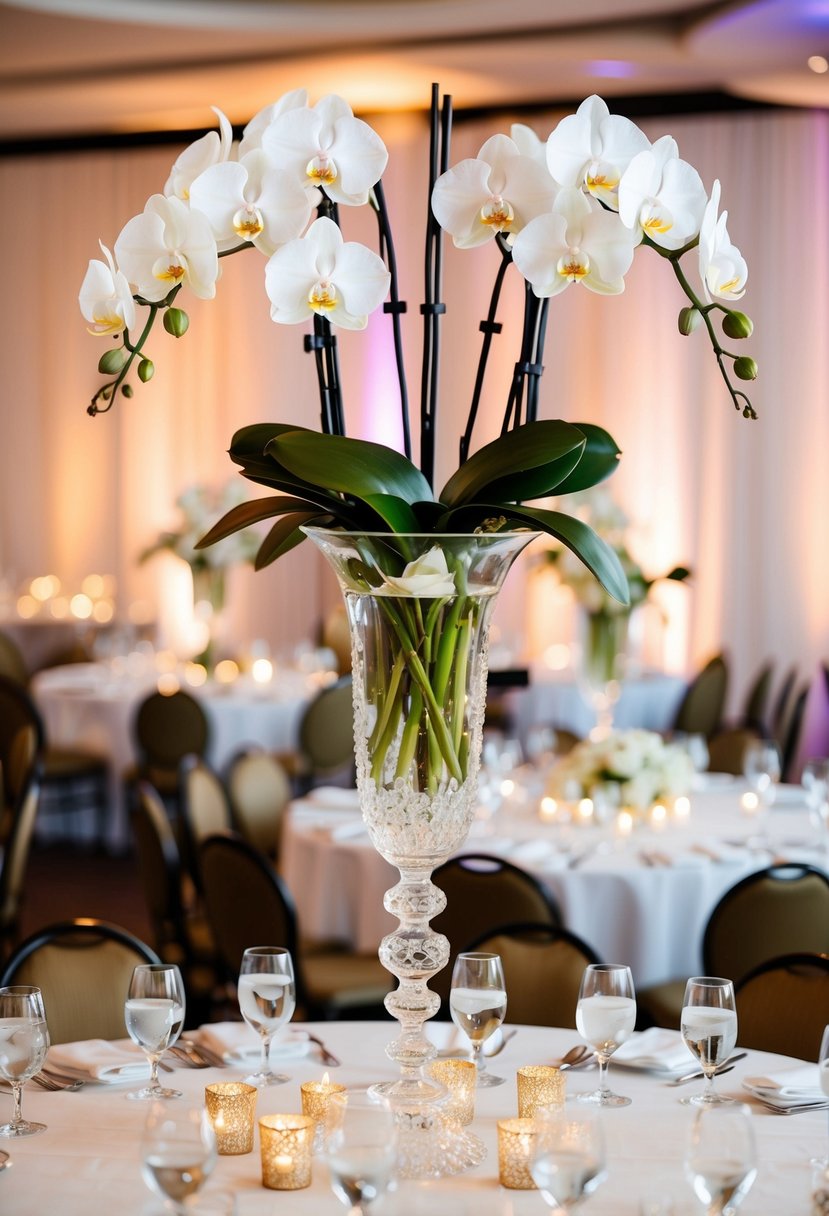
[238,946,296,1087]
[803,759,829,854]
[813,1024,829,1169]
[679,977,738,1106]
[322,1089,398,1214]
[684,1104,757,1215]
[140,1102,218,1214]
[530,1108,607,1212]
[0,985,49,1137]
[742,739,781,846]
[575,963,636,1107]
[125,963,186,1100]
[449,952,508,1088]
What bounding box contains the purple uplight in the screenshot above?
[587,60,637,79]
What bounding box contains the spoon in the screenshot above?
[0,1150,10,1172]
[555,1045,592,1070]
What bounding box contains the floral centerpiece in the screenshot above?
[547,728,695,816]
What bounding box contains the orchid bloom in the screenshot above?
[431,134,558,249]
[511,187,636,297]
[238,88,309,157]
[377,548,456,597]
[114,194,219,303]
[698,180,748,302]
[545,95,650,210]
[78,241,137,336]
[510,122,547,166]
[189,149,315,256]
[164,107,234,201]
[264,215,389,330]
[261,94,387,206]
[617,135,708,251]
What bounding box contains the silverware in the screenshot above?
[667,1053,747,1086]
[179,1039,226,1068]
[166,1045,209,1069]
[304,1033,341,1068]
[30,1071,83,1092]
[487,1028,517,1058]
[0,1150,10,1171]
[554,1045,592,1070]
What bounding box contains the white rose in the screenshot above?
[377,547,456,598]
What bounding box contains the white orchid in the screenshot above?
[264,215,389,330]
[78,241,136,336]
[545,95,650,210]
[114,194,219,303]
[510,122,547,166]
[698,180,748,302]
[431,134,557,249]
[511,187,636,297]
[377,547,456,598]
[189,149,315,256]
[238,88,309,158]
[262,94,387,206]
[164,107,234,202]
[618,135,708,251]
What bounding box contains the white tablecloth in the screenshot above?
[280,779,827,988]
[31,663,318,850]
[1,1022,822,1214]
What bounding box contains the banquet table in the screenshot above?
[2,1022,823,1214]
[31,661,325,851]
[280,777,828,989]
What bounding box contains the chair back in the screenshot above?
[431,854,562,1005]
[321,606,352,676]
[740,661,774,733]
[132,782,188,951]
[0,630,28,685]
[227,749,291,857]
[706,727,761,776]
[466,922,600,1028]
[771,666,798,744]
[0,676,44,810]
[735,952,829,1061]
[672,654,728,738]
[180,755,231,846]
[0,918,159,1044]
[298,676,354,778]
[0,763,41,946]
[133,689,209,773]
[703,864,829,986]
[790,665,829,783]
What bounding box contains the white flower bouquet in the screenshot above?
[547,728,694,813]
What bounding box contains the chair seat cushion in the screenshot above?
[44,748,108,778]
[303,951,391,1009]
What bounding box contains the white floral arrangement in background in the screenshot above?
[140,481,260,573]
[547,728,694,811]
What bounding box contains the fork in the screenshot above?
[304,1032,341,1068]
[31,1072,83,1092]
[165,1045,209,1069]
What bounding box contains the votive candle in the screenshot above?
[516,1066,565,1119]
[497,1117,539,1189]
[301,1075,347,1149]
[205,1082,257,1155]
[428,1058,476,1125]
[259,1114,313,1190]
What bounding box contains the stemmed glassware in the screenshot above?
[0,985,49,1137]
[684,1104,757,1215]
[742,739,781,846]
[140,1103,218,1214]
[814,1024,829,1169]
[575,963,636,1107]
[679,977,738,1106]
[803,759,829,854]
[530,1108,607,1212]
[237,946,296,1087]
[322,1089,398,1215]
[449,952,508,1088]
[125,963,186,1100]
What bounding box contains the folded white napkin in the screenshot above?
[305,787,361,809]
[193,1022,311,1064]
[45,1038,149,1083]
[743,1066,825,1107]
[613,1028,692,1075]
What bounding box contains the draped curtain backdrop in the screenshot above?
[0,104,826,704]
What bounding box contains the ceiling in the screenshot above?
[0,0,827,142]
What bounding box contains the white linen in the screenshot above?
[45,1037,148,1083]
[510,668,686,745]
[743,1065,826,1108]
[191,1022,311,1063]
[613,1028,692,1075]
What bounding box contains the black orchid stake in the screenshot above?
[419,84,452,492]
[304,197,346,437]
[372,177,411,461]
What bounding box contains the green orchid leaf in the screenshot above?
[229,422,314,460]
[438,420,587,508]
[268,431,435,507]
[255,511,329,570]
[195,496,321,550]
[411,499,448,530]
[483,445,586,503]
[362,494,422,533]
[547,423,622,495]
[231,424,348,510]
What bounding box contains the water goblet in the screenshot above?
[140,1102,218,1214]
[680,977,738,1107]
[125,963,186,1100]
[449,951,508,1088]
[813,1024,829,1169]
[322,1089,398,1215]
[0,985,49,1137]
[530,1107,607,1212]
[742,739,781,846]
[575,963,636,1107]
[803,759,829,854]
[684,1104,757,1215]
[238,946,296,1087]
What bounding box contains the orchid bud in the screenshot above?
[164,307,189,338]
[722,311,753,340]
[122,383,134,397]
[97,347,126,375]
[138,358,155,383]
[678,306,702,336]
[733,356,758,381]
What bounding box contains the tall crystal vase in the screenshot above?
[578,607,630,739]
[304,528,536,1169]
[190,564,226,671]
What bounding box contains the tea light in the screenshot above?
[674,795,691,820]
[301,1074,346,1149]
[427,1058,476,1126]
[205,1082,257,1155]
[497,1117,539,1189]
[516,1066,566,1119]
[650,803,668,830]
[615,810,634,837]
[577,798,594,823]
[259,1114,313,1190]
[741,791,759,813]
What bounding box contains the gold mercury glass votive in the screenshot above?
[516,1065,566,1119]
[497,1117,539,1189]
[301,1076,347,1149]
[259,1114,313,1190]
[205,1082,258,1155]
[427,1058,477,1125]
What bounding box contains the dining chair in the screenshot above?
[226,748,292,858]
[321,605,352,676]
[0,759,42,961]
[638,864,829,1030]
[770,665,798,745]
[670,653,729,739]
[738,660,775,734]
[431,853,563,1009]
[735,951,829,1061]
[465,921,601,1028]
[198,831,391,1020]
[0,629,29,685]
[0,917,160,1044]
[289,676,355,792]
[706,727,761,776]
[125,687,210,817]
[179,754,232,884]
